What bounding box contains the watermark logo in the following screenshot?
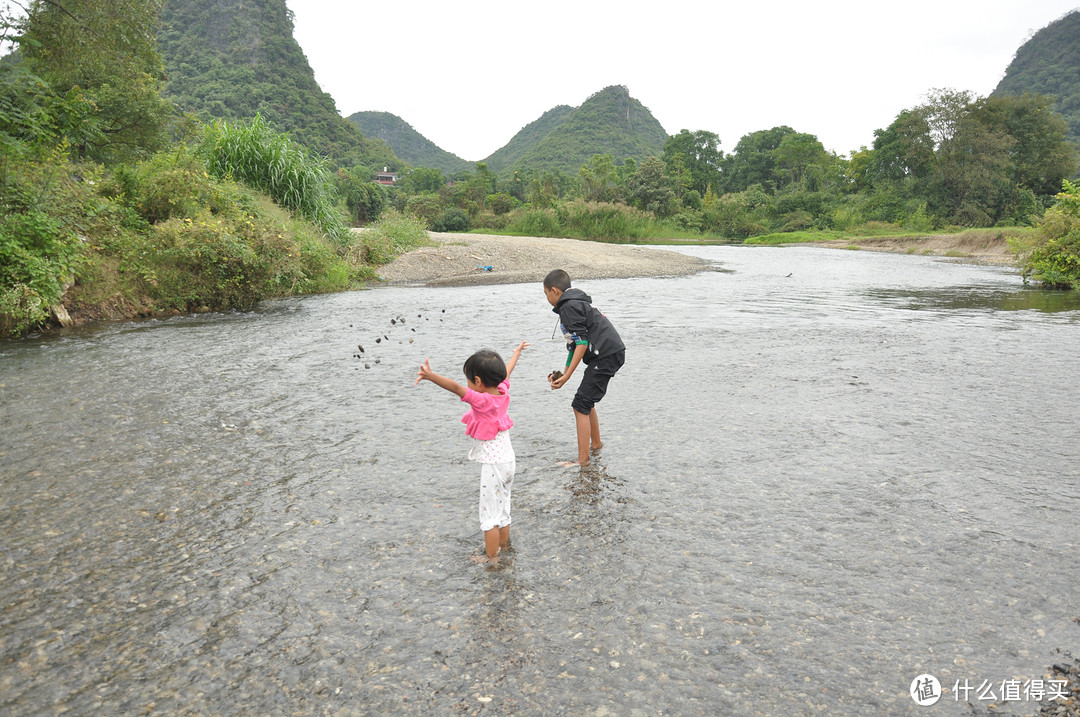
[910,674,942,706]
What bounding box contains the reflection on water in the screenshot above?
[865,286,1080,314]
[2,246,1078,716]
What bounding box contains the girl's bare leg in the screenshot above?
[473,527,499,562]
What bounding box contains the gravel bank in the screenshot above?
[372,232,709,287]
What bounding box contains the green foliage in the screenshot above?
[158,0,397,169]
[625,157,677,217]
[403,193,444,228]
[399,167,447,195]
[578,154,620,203]
[199,115,348,242]
[335,168,387,224]
[663,130,723,197]
[431,207,470,233]
[20,0,172,163]
[0,145,95,334]
[722,126,797,193]
[347,111,471,175]
[502,200,666,241]
[349,210,432,266]
[1020,179,1080,288]
[486,193,516,216]
[106,148,362,306]
[0,209,78,331]
[483,105,574,174]
[502,87,668,179]
[994,10,1080,148]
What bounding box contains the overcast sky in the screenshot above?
[292,1,1076,161]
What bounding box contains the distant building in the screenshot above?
[375,167,398,185]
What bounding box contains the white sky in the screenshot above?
[290,2,1077,161]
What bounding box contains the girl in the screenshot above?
[415,341,528,562]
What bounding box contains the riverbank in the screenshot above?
[373,232,709,286]
[48,230,1020,331]
[800,230,1021,266]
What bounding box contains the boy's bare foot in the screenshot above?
[590,443,603,453]
[556,460,588,467]
[471,553,499,564]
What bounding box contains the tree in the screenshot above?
[400,166,445,195]
[626,156,676,217]
[336,168,386,224]
[662,129,723,196]
[868,110,936,186]
[935,115,1014,225]
[772,132,828,190]
[578,153,618,202]
[722,126,796,193]
[20,0,173,163]
[919,88,975,150]
[972,93,1078,197]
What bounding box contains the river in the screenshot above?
[2,245,1078,716]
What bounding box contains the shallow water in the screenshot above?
[2,246,1079,716]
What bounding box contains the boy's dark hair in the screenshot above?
[463,350,507,388]
[543,269,571,292]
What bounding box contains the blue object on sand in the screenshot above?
[477,265,493,272]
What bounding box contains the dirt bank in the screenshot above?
[373,232,709,287]
[811,232,1019,266]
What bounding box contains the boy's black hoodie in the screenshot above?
[553,288,625,363]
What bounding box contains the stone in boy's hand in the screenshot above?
[548,369,563,382]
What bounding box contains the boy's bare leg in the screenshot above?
[499,525,510,549]
[589,408,602,452]
[556,409,591,466]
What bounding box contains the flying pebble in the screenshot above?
[376,338,381,343]
[358,345,364,352]
[391,319,396,325]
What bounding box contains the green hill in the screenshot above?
[157,0,397,169]
[994,10,1080,146]
[481,104,574,174]
[346,111,473,175]
[498,86,669,178]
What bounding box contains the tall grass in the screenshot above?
[198,114,348,243]
[348,210,433,266]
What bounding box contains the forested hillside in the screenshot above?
[347,111,473,176]
[500,86,667,177]
[994,10,1080,146]
[481,105,574,174]
[158,0,397,169]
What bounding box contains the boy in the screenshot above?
[543,269,625,467]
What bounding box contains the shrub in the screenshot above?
[404,194,443,228]
[1019,180,1080,289]
[431,207,470,233]
[348,210,432,266]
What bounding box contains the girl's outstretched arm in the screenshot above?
[504,341,529,379]
[415,359,466,397]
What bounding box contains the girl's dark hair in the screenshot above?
[463,350,507,388]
